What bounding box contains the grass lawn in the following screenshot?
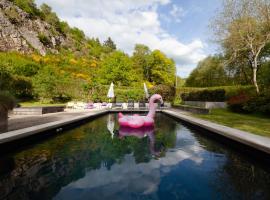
[193,109,270,137]
[20,101,66,107]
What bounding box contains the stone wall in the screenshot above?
[184,101,227,109]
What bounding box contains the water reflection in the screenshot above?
[107,114,115,138]
[0,113,269,200]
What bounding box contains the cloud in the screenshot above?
[169,4,186,23]
[54,127,205,199]
[35,0,206,77]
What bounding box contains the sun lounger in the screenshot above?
[122,103,128,110]
[114,102,122,109]
[128,100,134,110]
[66,102,75,109]
[139,101,146,109]
[134,102,139,109]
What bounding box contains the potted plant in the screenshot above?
[0,92,15,133]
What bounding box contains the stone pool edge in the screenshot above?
[162,109,270,155]
[0,110,108,144]
[1,109,270,156]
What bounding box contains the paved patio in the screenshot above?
[7,109,106,132]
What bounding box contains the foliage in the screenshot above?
[103,37,116,52]
[38,33,51,46]
[32,66,72,102]
[185,55,229,87]
[69,27,85,42]
[148,50,176,86]
[0,91,16,111]
[132,44,151,80]
[98,51,140,86]
[4,6,20,24]
[244,94,270,115]
[181,89,226,102]
[149,84,175,102]
[212,0,270,93]
[177,85,255,101]
[10,0,41,18]
[1,2,178,103]
[227,92,251,112]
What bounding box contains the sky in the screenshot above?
[35,0,222,77]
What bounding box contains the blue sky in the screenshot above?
[35,0,222,77]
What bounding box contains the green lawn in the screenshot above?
[20,101,66,107]
[193,109,270,137]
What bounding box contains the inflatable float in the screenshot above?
[118,94,163,128]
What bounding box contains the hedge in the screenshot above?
[177,85,255,102]
[181,89,226,102]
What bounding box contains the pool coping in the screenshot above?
[1,109,270,156]
[162,109,270,155]
[0,110,108,145]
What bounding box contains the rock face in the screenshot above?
[0,0,66,55]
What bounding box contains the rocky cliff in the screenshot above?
[0,0,67,55]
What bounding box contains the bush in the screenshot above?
[244,94,270,115]
[227,92,251,112]
[177,85,255,102]
[181,89,225,102]
[149,84,175,102]
[0,91,16,111]
[38,33,51,46]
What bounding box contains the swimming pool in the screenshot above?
[0,113,269,200]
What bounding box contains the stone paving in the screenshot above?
[7,109,106,132]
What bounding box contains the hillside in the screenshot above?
[0,0,176,103]
[0,0,65,55]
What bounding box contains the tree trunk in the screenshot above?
[252,66,260,94]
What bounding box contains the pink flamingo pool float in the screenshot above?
[118,94,163,128]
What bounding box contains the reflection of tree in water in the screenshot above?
[190,126,270,199]
[0,113,177,200]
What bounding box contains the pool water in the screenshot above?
[0,113,269,200]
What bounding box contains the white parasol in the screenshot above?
[144,83,149,99]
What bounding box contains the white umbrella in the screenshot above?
[144,83,149,99]
[107,82,114,99]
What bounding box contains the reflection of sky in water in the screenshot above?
[54,126,226,200]
[1,113,269,200]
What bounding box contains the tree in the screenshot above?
[185,55,228,87]
[132,44,151,80]
[213,0,270,93]
[148,50,176,86]
[33,66,71,101]
[103,37,117,51]
[98,51,138,86]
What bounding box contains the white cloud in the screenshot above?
[54,127,206,199]
[36,0,206,77]
[169,4,186,23]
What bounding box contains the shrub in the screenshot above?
[5,7,20,24]
[177,85,255,102]
[244,94,270,115]
[181,89,225,102]
[227,92,251,112]
[0,91,16,111]
[38,33,51,46]
[149,84,175,102]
